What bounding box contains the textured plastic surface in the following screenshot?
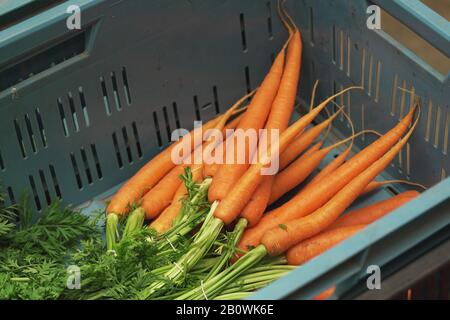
[0,0,449,299]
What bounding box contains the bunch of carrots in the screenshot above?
[103,1,425,300]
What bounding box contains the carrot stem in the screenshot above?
[121,207,145,239]
[176,244,268,300]
[141,202,223,298]
[106,213,119,252]
[205,217,248,281]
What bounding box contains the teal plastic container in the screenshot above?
[0,0,449,299]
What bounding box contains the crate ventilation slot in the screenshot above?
[244,66,252,94]
[193,96,202,121]
[0,149,5,171]
[57,89,90,137]
[309,7,315,44]
[239,13,247,52]
[70,144,103,189]
[0,30,86,93]
[100,67,132,116]
[332,26,348,71]
[27,165,62,211]
[153,104,183,149]
[13,108,48,158]
[360,48,383,101]
[212,86,220,114]
[6,187,16,205]
[112,122,142,168]
[425,102,449,154]
[266,2,274,40]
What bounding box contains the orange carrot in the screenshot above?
[303,141,324,156]
[240,176,275,227]
[208,50,286,202]
[268,128,375,206]
[107,117,221,216]
[261,108,419,256]
[149,168,204,233]
[237,104,416,252]
[326,190,419,230]
[279,110,340,170]
[239,29,303,226]
[304,105,356,189]
[313,286,336,300]
[269,143,326,204]
[214,87,361,225]
[203,114,244,178]
[306,146,351,188]
[140,95,250,219]
[149,185,186,233]
[141,165,185,219]
[287,225,365,265]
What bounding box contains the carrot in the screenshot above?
[141,165,186,219]
[107,117,220,216]
[239,28,303,226]
[301,108,355,190]
[204,163,219,178]
[240,176,275,227]
[268,129,375,205]
[286,225,366,265]
[269,143,325,204]
[237,103,416,252]
[208,50,286,202]
[313,286,336,300]
[203,114,245,178]
[279,108,340,170]
[303,141,324,156]
[149,168,204,233]
[214,86,361,225]
[361,179,426,195]
[261,107,419,256]
[326,190,419,230]
[140,94,251,220]
[306,146,351,188]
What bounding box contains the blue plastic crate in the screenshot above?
[0,0,449,299]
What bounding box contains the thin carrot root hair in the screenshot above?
[309,80,320,111]
[263,85,364,162]
[278,0,297,32]
[323,106,333,140]
[276,0,294,50]
[370,179,427,191]
[324,129,382,152]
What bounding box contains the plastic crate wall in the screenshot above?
[0,0,449,300]
[0,0,289,211]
